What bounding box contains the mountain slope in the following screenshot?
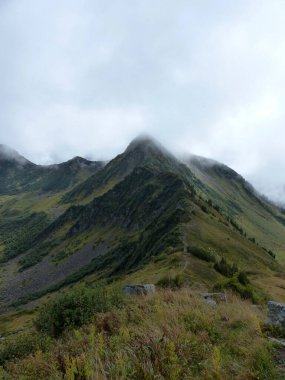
[0,138,285,310]
[0,141,197,306]
[0,144,103,196]
[0,149,103,264]
[62,137,199,205]
[187,155,285,262]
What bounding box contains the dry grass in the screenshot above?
[0,289,279,380]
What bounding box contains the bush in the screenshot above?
[238,271,250,285]
[34,285,124,337]
[214,257,238,277]
[0,290,278,379]
[262,323,285,339]
[156,274,185,289]
[187,247,216,263]
[268,250,276,259]
[0,332,52,366]
[213,278,264,304]
[200,205,208,213]
[252,346,279,379]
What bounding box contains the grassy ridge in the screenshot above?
[0,138,285,313]
[187,157,285,262]
[0,288,280,379]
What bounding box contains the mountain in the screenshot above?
[187,155,285,262]
[0,145,103,196]
[61,136,197,204]
[0,137,285,311]
[0,144,32,165]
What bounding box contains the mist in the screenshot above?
[1,1,285,202]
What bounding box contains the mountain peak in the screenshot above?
[0,144,32,166]
[125,136,174,161]
[60,156,100,169]
[126,135,160,152]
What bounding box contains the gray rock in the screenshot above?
[268,301,285,327]
[200,292,227,306]
[204,298,217,307]
[268,337,285,347]
[123,284,156,296]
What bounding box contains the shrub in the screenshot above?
[214,257,238,277]
[238,271,250,285]
[268,250,276,259]
[252,345,279,379]
[262,323,285,339]
[228,218,245,236]
[213,278,264,304]
[200,205,208,213]
[0,332,52,366]
[0,289,278,379]
[34,285,124,337]
[156,274,185,289]
[187,247,216,263]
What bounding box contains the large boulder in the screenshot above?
[268,301,285,327]
[123,284,156,296]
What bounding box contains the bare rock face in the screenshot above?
[268,301,285,327]
[123,284,156,296]
[200,292,227,306]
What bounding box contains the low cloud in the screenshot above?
[1,1,285,202]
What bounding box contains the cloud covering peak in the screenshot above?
[1,0,285,202]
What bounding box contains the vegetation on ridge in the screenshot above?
[0,138,284,377]
[0,287,280,379]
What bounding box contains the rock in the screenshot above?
[268,337,285,347]
[268,301,285,327]
[123,284,156,296]
[204,298,217,307]
[200,292,227,306]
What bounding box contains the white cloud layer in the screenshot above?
[1,0,285,202]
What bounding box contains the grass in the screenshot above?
[1,142,285,380]
[0,288,280,379]
[0,310,34,337]
[189,163,285,263]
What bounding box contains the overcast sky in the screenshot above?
[1,1,285,202]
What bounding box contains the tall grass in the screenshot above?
[0,289,279,379]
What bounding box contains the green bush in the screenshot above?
[238,271,250,285]
[156,274,185,289]
[268,250,276,259]
[187,247,216,263]
[200,205,208,214]
[262,323,285,339]
[213,278,264,304]
[252,345,279,379]
[34,285,124,337]
[214,257,238,277]
[0,332,52,365]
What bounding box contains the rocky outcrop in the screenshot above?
[268,301,285,327]
[123,284,156,296]
[200,292,227,306]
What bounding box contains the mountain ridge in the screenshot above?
[0,136,285,310]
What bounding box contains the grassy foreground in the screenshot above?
[0,288,280,380]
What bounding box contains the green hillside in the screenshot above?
[187,155,285,262]
[0,137,285,378]
[0,145,103,196]
[0,137,284,312]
